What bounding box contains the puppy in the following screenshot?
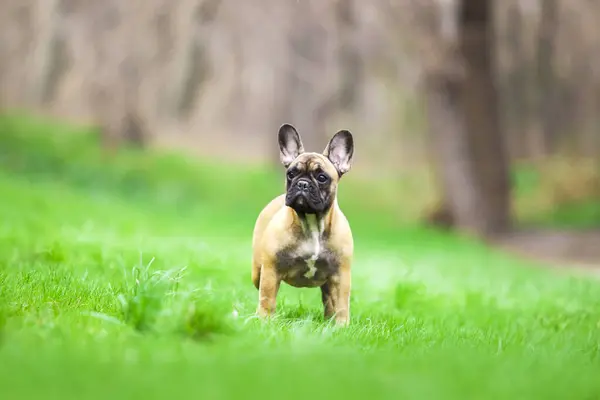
[251,124,354,325]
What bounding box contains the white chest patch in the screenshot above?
[302,214,322,279]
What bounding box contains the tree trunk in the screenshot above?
[503,2,527,160]
[173,0,221,119]
[284,0,327,152]
[336,0,362,112]
[426,0,511,237]
[426,69,483,232]
[535,0,559,157]
[30,0,69,106]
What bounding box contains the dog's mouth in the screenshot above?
[286,191,322,214]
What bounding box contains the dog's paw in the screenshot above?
[256,307,275,319]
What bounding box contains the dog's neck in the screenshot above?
[296,199,337,238]
[298,212,325,238]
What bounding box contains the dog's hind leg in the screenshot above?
[251,258,261,290]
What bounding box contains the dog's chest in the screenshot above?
[275,216,338,287]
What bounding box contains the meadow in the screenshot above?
[1,114,600,399]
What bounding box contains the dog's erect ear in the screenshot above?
[278,124,304,168]
[323,130,354,176]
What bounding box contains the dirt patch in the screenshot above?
[492,229,600,275]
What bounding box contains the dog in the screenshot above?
[251,123,354,325]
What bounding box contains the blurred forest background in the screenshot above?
[0,0,599,265]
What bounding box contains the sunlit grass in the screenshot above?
[0,114,600,399]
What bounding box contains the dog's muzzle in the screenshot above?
[286,178,322,213]
[296,179,310,192]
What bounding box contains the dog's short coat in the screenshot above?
[251,124,354,325]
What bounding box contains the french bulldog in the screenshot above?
[251,124,354,325]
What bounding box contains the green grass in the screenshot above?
[1,114,600,399]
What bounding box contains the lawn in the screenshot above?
[1,115,600,399]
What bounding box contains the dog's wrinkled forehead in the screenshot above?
[289,153,338,178]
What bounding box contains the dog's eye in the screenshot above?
[287,170,296,180]
[316,173,329,183]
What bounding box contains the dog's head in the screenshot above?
[278,124,354,215]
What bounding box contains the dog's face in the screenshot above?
[278,124,354,215]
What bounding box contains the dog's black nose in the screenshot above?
[296,180,310,191]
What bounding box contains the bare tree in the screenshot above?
[1,0,598,208]
[502,0,528,160]
[535,0,559,157]
[85,0,149,150]
[282,0,330,151]
[425,0,511,237]
[171,0,222,119]
[29,0,72,106]
[335,0,362,113]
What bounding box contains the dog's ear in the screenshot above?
[323,130,354,176]
[278,124,304,168]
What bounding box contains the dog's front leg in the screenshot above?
[257,262,281,318]
[322,265,351,326]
